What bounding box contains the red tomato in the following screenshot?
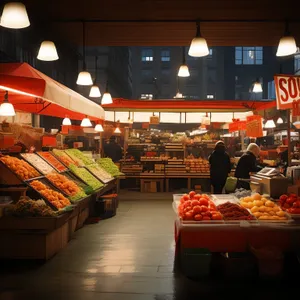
[199,199,209,206]
[180,198,185,204]
[202,211,212,217]
[186,206,192,211]
[202,216,211,220]
[183,195,189,201]
[184,200,192,208]
[194,194,201,200]
[293,200,300,208]
[287,197,296,205]
[185,211,194,220]
[279,195,288,202]
[194,214,203,221]
[193,205,202,214]
[191,200,200,207]
[283,203,290,209]
[189,191,196,199]
[202,194,210,200]
[212,213,222,220]
[200,205,208,212]
[290,193,297,198]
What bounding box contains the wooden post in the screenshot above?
[287,109,291,167]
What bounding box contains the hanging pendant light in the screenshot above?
[0,91,16,116]
[253,78,263,93]
[174,90,183,98]
[94,124,104,132]
[62,116,71,126]
[0,2,30,29]
[37,41,59,61]
[276,21,297,57]
[127,112,133,124]
[277,117,284,124]
[89,56,101,98]
[114,127,121,134]
[188,21,209,57]
[264,120,276,129]
[80,116,92,127]
[77,22,93,86]
[178,46,190,77]
[101,81,113,105]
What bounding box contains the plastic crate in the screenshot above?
[217,252,256,280]
[93,195,118,219]
[181,248,211,278]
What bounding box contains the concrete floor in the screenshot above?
[0,191,299,300]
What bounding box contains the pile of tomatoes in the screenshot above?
[178,191,223,221]
[279,194,300,214]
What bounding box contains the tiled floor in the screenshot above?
[0,191,299,300]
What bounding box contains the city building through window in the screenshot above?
[235,47,263,65]
[161,50,170,62]
[141,49,154,61]
[141,93,153,100]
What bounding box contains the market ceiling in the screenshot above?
[22,0,300,46]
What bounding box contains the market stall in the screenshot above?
[0,149,122,259]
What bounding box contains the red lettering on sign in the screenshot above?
[279,78,288,102]
[288,77,298,99]
[297,77,300,97]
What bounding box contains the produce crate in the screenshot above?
[216,252,257,280]
[181,248,212,278]
[93,194,118,219]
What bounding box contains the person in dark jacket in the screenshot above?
[209,141,231,194]
[104,136,123,162]
[235,143,261,190]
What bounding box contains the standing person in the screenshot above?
[235,143,261,190]
[209,141,231,194]
[104,136,123,162]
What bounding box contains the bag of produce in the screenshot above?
[224,176,238,193]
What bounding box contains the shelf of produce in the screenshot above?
[37,152,68,173]
[20,153,57,175]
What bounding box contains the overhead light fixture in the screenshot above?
[89,56,101,98]
[276,21,297,57]
[62,116,71,126]
[264,120,276,129]
[178,46,190,77]
[0,2,30,29]
[174,91,183,99]
[253,78,263,93]
[277,117,284,124]
[114,127,121,134]
[94,124,104,132]
[127,112,133,124]
[37,41,59,61]
[188,21,209,57]
[101,82,113,105]
[77,22,93,86]
[80,116,92,127]
[0,91,16,116]
[293,121,300,129]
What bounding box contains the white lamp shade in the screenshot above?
[37,41,59,61]
[0,2,30,29]
[89,85,101,98]
[94,124,104,132]
[114,127,121,134]
[276,36,297,57]
[253,82,263,93]
[264,120,276,129]
[277,117,284,124]
[178,65,190,77]
[174,92,183,98]
[101,92,113,105]
[0,102,16,116]
[76,71,93,86]
[62,117,71,126]
[188,37,209,57]
[80,117,92,127]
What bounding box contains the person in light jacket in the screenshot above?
[235,143,261,190]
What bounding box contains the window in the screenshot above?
[209,49,213,56]
[161,50,170,62]
[268,81,276,99]
[295,55,300,73]
[141,49,153,61]
[141,94,153,100]
[235,47,263,65]
[207,94,214,99]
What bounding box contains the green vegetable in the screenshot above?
[65,149,95,166]
[69,164,103,190]
[96,158,124,177]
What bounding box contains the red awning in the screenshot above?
[102,98,276,112]
[0,63,104,121]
